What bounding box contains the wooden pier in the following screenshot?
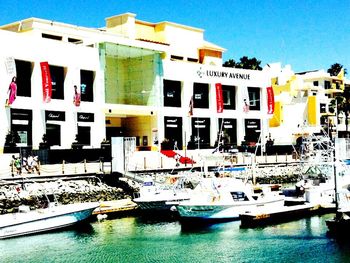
[239,203,327,228]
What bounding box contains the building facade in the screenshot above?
[0,13,273,153]
[268,63,349,146]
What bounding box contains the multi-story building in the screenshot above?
[0,13,274,154]
[268,63,349,146]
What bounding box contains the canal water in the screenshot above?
[1,213,349,263]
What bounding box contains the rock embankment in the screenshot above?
[0,179,133,214]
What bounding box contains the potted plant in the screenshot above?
[39,134,50,149]
[4,130,20,153]
[71,134,83,150]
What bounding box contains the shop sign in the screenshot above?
[77,112,94,122]
[197,67,251,80]
[45,111,65,121]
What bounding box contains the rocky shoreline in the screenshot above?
[0,164,305,214]
[0,178,136,214]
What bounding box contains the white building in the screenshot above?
[0,13,273,154]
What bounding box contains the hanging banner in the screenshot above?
[215,83,223,113]
[40,62,52,103]
[267,87,274,114]
[242,86,250,113]
[73,85,81,106]
[5,57,16,76]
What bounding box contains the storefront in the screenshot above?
[10,109,32,147]
[244,119,261,143]
[191,117,211,149]
[45,110,65,147]
[218,118,237,146]
[77,112,94,145]
[164,117,183,149]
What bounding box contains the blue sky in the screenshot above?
[1,0,349,73]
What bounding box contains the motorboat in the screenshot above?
[326,178,350,235]
[283,165,335,207]
[133,174,200,211]
[0,202,99,239]
[176,177,285,223]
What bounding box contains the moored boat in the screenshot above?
[0,202,99,239]
[176,177,285,223]
[133,174,199,212]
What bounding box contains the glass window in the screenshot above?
[244,119,261,142]
[222,85,236,110]
[163,80,181,107]
[46,123,61,146]
[325,81,331,89]
[80,70,94,102]
[15,60,32,97]
[77,126,91,145]
[248,87,260,111]
[193,83,209,109]
[50,65,65,100]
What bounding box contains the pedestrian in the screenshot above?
[10,155,16,177]
[27,155,34,173]
[32,156,41,175]
[14,156,22,175]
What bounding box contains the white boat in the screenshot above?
[0,202,99,239]
[176,177,285,222]
[133,174,199,211]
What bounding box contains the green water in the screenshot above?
[1,213,350,263]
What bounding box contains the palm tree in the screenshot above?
[236,56,262,70]
[222,59,236,68]
[327,63,347,76]
[223,56,262,70]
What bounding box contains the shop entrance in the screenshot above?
[244,119,261,143]
[164,117,183,150]
[191,117,211,149]
[10,109,32,147]
[218,118,237,147]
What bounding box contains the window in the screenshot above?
[68,38,82,44]
[248,87,260,111]
[244,119,261,142]
[193,83,209,109]
[15,60,32,97]
[80,70,94,102]
[325,81,331,89]
[187,58,198,63]
[11,109,32,147]
[42,33,62,41]
[320,103,326,113]
[77,126,91,145]
[170,55,183,60]
[163,80,181,107]
[46,124,61,146]
[313,81,319,86]
[50,65,65,99]
[222,85,236,110]
[230,191,248,201]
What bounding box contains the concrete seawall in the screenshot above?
[0,150,298,178]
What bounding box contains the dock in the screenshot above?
[93,199,138,216]
[240,203,325,228]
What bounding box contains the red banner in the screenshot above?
[267,87,274,114]
[40,62,52,103]
[215,83,223,113]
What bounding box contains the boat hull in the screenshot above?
[177,199,285,222]
[0,202,99,239]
